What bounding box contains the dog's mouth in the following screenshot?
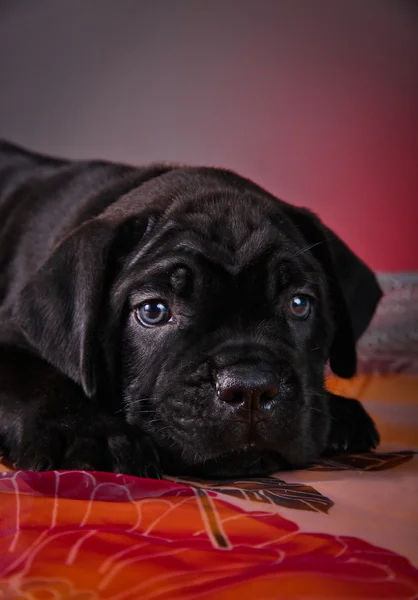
[144,406,301,470]
[133,364,311,475]
[160,444,291,478]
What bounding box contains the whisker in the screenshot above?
[128,397,159,405]
[309,405,339,423]
[291,240,325,258]
[143,418,163,426]
[113,404,156,416]
[153,425,172,436]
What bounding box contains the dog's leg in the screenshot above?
[0,346,162,477]
[324,392,380,455]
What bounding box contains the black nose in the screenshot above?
[216,367,279,408]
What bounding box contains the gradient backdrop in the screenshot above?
[0,0,416,271]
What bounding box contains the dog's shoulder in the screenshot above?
[0,139,68,182]
[0,142,180,315]
[0,140,70,206]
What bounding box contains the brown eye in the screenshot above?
[135,301,171,327]
[288,295,311,320]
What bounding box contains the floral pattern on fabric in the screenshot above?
[1,452,417,600]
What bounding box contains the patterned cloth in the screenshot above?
[0,274,417,599]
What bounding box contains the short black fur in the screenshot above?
[0,141,382,477]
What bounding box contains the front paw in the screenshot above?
[105,425,162,479]
[13,416,162,478]
[324,394,380,455]
[14,427,66,471]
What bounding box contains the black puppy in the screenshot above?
[0,140,381,478]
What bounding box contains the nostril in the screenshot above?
[219,388,247,404]
[259,385,279,404]
[216,368,280,406]
[219,385,279,405]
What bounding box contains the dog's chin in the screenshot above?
[159,441,313,479]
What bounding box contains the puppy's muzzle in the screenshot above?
[216,366,279,426]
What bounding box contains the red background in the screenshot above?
[0,1,416,271]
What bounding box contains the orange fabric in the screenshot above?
[0,374,417,599]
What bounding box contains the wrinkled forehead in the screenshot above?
[163,191,306,257]
[117,196,324,296]
[105,169,315,267]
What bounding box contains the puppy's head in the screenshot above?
[14,168,382,476]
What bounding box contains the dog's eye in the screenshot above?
[288,295,311,320]
[135,301,171,327]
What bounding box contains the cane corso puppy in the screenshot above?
[0,140,381,478]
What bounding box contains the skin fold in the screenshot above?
[0,141,381,478]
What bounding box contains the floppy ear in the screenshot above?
[286,207,382,378]
[12,220,116,398]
